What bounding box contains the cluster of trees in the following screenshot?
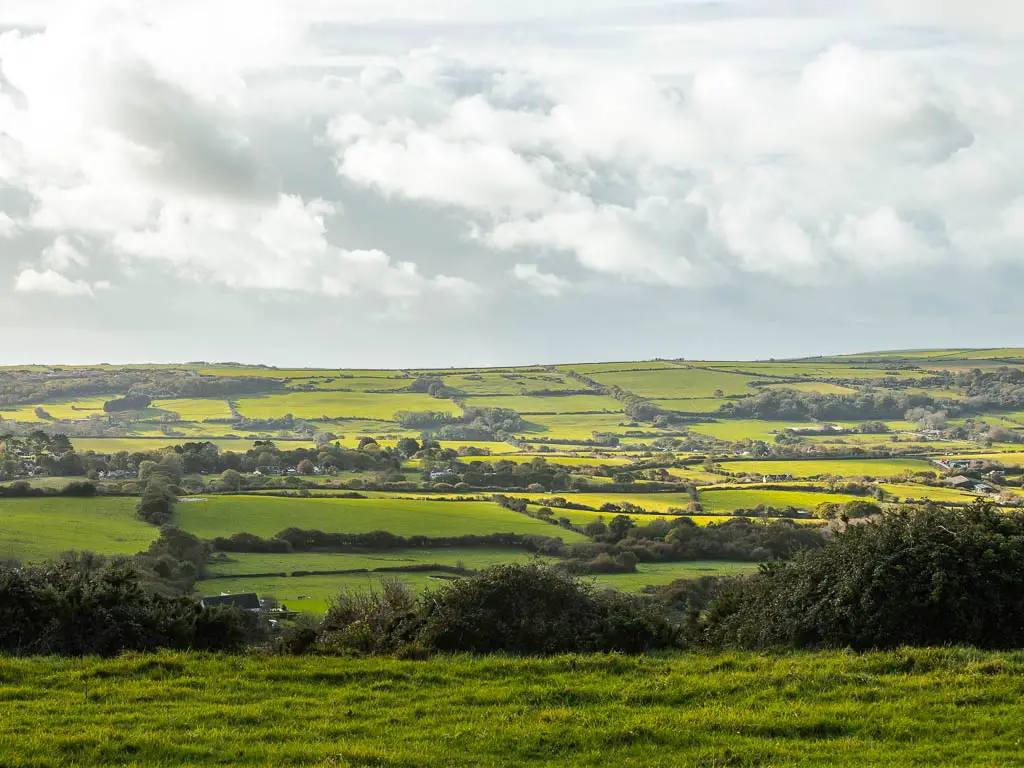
[210,528,566,556]
[393,406,525,441]
[103,394,153,412]
[719,389,938,421]
[0,368,284,408]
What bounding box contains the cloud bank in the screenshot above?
[0,0,1022,363]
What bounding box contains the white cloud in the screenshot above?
[40,237,88,270]
[1,0,1024,362]
[512,263,570,296]
[14,268,96,296]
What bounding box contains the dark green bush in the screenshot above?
[416,564,678,654]
[699,501,1024,650]
[0,561,254,656]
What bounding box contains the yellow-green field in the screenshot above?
[0,396,113,422]
[716,458,935,479]
[697,488,866,512]
[876,484,981,503]
[588,368,757,399]
[150,398,232,420]
[651,398,732,412]
[461,394,623,414]
[234,391,442,420]
[761,382,859,395]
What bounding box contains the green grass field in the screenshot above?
[3,649,1022,766]
[876,483,981,503]
[461,394,623,414]
[234,391,443,421]
[716,458,935,479]
[174,496,588,541]
[650,397,732,412]
[689,419,819,442]
[0,497,157,563]
[150,398,233,420]
[199,559,758,612]
[0,396,113,422]
[697,488,867,512]
[519,413,650,440]
[204,548,547,577]
[589,368,757,398]
[761,382,859,394]
[517,491,695,513]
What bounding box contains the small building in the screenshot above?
[945,475,975,489]
[200,593,262,612]
[762,474,795,483]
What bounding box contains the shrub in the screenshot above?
[415,564,678,654]
[699,501,1024,650]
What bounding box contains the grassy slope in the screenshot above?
[174,495,588,540]
[2,649,1023,766]
[0,497,158,563]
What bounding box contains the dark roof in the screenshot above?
[201,593,261,610]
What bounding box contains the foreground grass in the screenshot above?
[2,649,1024,766]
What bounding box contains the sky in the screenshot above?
[0,0,1022,367]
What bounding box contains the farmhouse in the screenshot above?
[200,593,262,612]
[762,474,795,483]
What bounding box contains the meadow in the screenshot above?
[2,649,1022,766]
[199,559,759,612]
[697,488,867,512]
[650,397,732,412]
[173,495,589,540]
[204,548,547,577]
[716,457,935,479]
[587,367,757,398]
[233,391,442,421]
[150,398,233,420]
[0,497,157,563]
[461,394,623,414]
[520,412,649,440]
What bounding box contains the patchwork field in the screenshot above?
[174,495,589,540]
[520,413,650,440]
[588,368,757,399]
[234,391,443,421]
[150,398,233,420]
[0,497,158,563]
[689,420,818,442]
[716,458,935,479]
[697,488,867,512]
[0,396,114,422]
[461,394,623,414]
